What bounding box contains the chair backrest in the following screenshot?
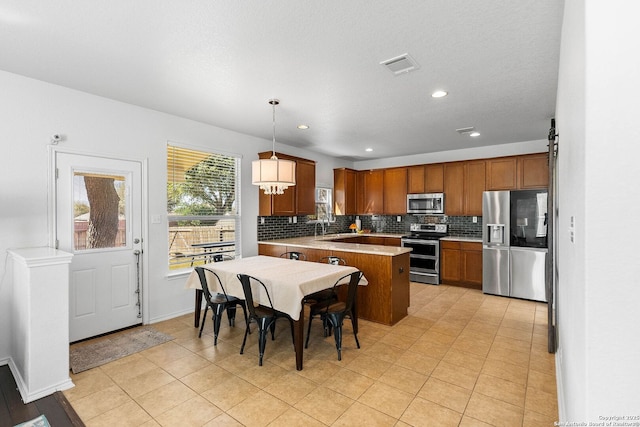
[339,271,363,312]
[280,251,307,261]
[237,274,276,315]
[213,254,234,263]
[195,267,232,302]
[319,256,346,266]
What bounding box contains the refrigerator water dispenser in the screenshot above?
[487,224,506,245]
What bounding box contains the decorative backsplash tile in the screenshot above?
[257,214,483,240]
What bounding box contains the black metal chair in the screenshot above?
[212,253,234,263]
[305,271,363,361]
[302,256,347,306]
[194,267,249,345]
[279,251,307,261]
[237,273,295,366]
[318,256,346,266]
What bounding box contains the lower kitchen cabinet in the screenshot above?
[440,240,483,289]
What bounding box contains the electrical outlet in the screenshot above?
[288,217,292,223]
[397,216,401,222]
[260,217,265,225]
[293,216,297,224]
[472,216,478,223]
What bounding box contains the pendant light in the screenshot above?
[252,99,296,195]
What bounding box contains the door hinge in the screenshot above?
[55,168,59,179]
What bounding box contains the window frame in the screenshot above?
[166,142,242,273]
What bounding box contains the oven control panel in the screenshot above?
[410,223,448,234]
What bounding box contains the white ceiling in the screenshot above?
[0,1,564,161]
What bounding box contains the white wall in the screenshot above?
[556,0,640,420]
[0,70,350,361]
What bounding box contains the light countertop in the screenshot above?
[259,233,411,256]
[440,236,483,243]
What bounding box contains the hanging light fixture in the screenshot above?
[252,99,296,195]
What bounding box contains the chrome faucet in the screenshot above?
[314,218,327,238]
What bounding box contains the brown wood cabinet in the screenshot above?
[383,167,407,214]
[443,162,465,216]
[465,160,486,216]
[335,154,546,218]
[441,241,462,283]
[407,166,426,194]
[444,161,485,216]
[333,168,357,215]
[518,153,549,189]
[486,153,548,190]
[407,164,444,194]
[425,163,444,192]
[440,240,482,289]
[358,169,384,214]
[486,157,518,190]
[258,152,316,216]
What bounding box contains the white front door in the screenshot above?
[55,152,143,342]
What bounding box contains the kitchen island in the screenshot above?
[258,233,411,326]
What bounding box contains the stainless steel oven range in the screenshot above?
[401,223,448,285]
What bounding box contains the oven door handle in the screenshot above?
[402,239,440,244]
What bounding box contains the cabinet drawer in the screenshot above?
[460,242,482,251]
[441,241,461,250]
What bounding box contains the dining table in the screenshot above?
[184,255,367,370]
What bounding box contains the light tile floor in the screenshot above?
[64,283,559,426]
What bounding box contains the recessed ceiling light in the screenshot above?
[469,132,481,137]
[297,124,309,130]
[431,90,448,98]
[365,148,373,152]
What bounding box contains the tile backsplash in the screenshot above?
[257,214,483,241]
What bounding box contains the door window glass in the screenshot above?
[73,172,127,250]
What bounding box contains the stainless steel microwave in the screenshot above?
[407,193,445,214]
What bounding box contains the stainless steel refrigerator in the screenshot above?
[482,190,548,302]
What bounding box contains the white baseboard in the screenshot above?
[6,357,75,403]
[556,350,566,421]
[148,307,194,324]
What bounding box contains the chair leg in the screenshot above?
[198,305,209,338]
[240,321,250,355]
[328,313,345,361]
[349,312,360,349]
[269,319,276,341]
[239,302,251,334]
[212,305,226,345]
[227,305,237,327]
[257,318,274,366]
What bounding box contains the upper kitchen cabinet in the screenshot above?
[465,160,486,216]
[425,163,444,192]
[518,153,549,189]
[407,163,444,194]
[444,162,465,215]
[444,161,485,216]
[383,167,407,214]
[334,168,357,215]
[486,157,518,190]
[258,152,316,216]
[486,153,549,190]
[407,166,425,194]
[357,169,384,214]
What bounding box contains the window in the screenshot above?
[167,144,240,270]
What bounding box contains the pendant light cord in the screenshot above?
[269,99,279,159]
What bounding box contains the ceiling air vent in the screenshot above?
[456,127,476,135]
[380,53,419,75]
